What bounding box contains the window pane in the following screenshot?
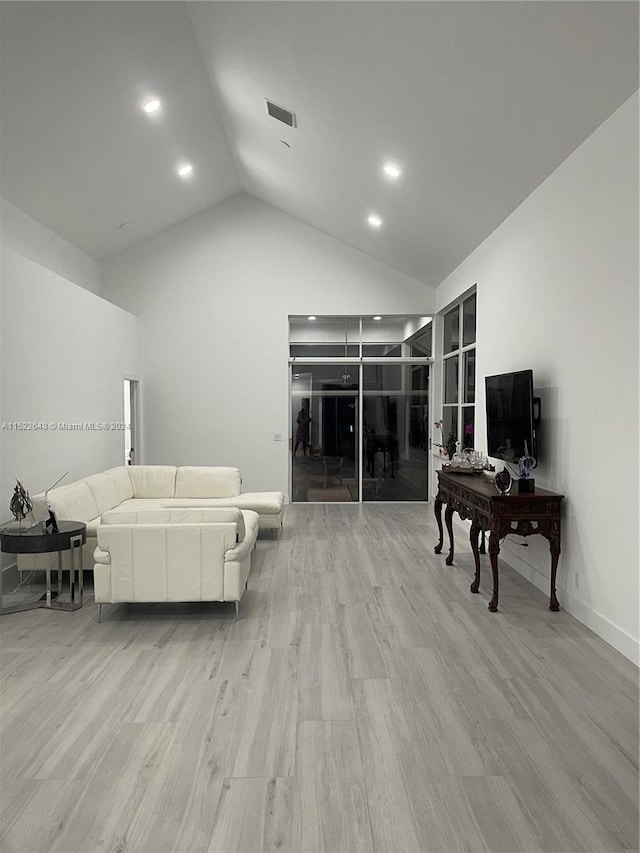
[363,364,402,391]
[463,294,476,346]
[411,364,429,393]
[289,317,360,343]
[290,344,360,358]
[410,324,432,357]
[362,344,402,358]
[463,407,475,449]
[443,355,459,403]
[463,349,475,403]
[442,406,458,455]
[443,306,460,354]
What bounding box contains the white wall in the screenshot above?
[1,199,101,295]
[0,249,138,522]
[434,94,639,663]
[101,192,434,492]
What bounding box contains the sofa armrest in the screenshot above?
[93,546,110,565]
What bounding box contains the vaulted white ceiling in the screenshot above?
[1,1,637,286]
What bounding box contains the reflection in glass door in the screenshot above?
[362,364,429,501]
[291,364,360,502]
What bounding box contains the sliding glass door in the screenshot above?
[291,364,360,503]
[289,315,432,503]
[362,363,429,501]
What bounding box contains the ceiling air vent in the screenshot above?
[265,99,297,128]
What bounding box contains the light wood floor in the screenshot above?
[1,504,638,853]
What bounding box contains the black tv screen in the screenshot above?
[485,370,536,464]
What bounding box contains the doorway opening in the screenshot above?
[123,378,139,465]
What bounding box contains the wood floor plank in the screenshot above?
[341,600,397,679]
[297,623,354,720]
[352,677,457,852]
[206,777,294,853]
[0,778,85,852]
[477,716,636,852]
[389,647,501,776]
[292,720,373,852]
[435,774,544,853]
[227,647,298,778]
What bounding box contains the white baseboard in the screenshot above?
[499,539,639,666]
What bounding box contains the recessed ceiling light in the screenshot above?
[383,162,401,178]
[373,315,382,321]
[177,163,193,178]
[368,214,382,228]
[142,97,161,114]
[307,315,317,321]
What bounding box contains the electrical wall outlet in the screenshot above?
[273,433,282,441]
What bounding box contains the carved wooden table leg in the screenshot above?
[444,504,455,565]
[549,546,561,611]
[469,517,481,593]
[488,531,500,611]
[479,530,486,554]
[434,491,444,554]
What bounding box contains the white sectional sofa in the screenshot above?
[19,465,284,573]
[94,507,259,621]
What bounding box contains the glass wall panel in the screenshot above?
[463,406,475,450]
[463,294,477,346]
[463,350,475,403]
[362,344,402,358]
[363,363,402,391]
[362,364,429,501]
[291,364,359,503]
[444,355,459,403]
[410,323,432,357]
[289,316,360,344]
[289,315,432,504]
[361,317,405,342]
[290,344,360,358]
[442,406,458,456]
[443,306,460,354]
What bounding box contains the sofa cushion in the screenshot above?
[104,467,134,503]
[228,492,284,515]
[175,466,241,499]
[127,466,177,498]
[168,492,283,515]
[102,506,247,543]
[84,472,122,515]
[48,481,100,523]
[111,498,170,513]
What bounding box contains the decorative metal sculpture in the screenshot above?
[43,471,69,534]
[9,480,33,525]
[518,440,537,479]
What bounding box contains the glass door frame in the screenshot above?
[289,356,433,503]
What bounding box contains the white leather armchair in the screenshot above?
[93,507,258,622]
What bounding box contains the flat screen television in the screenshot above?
[485,369,537,465]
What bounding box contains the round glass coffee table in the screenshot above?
[0,521,86,614]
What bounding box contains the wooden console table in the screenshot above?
[434,470,564,611]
